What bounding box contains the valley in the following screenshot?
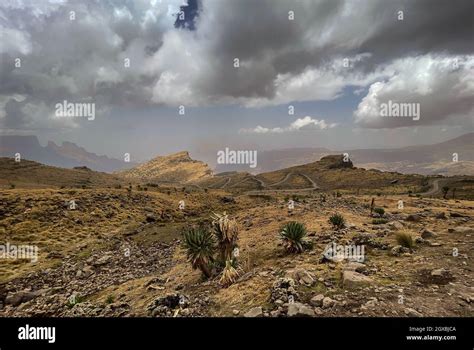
[0,153,472,317]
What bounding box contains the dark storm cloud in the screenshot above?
[1,0,473,130]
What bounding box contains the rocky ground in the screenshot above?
[0,188,472,317]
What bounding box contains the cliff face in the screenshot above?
[118,151,213,183]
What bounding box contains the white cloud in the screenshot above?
[241,116,338,134]
[354,54,474,128]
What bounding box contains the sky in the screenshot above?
[0,0,473,164]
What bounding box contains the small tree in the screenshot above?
[442,186,450,199]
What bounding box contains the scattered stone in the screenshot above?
[244,306,263,318]
[271,278,298,303]
[388,221,404,230]
[322,297,335,309]
[5,289,47,307]
[448,227,473,234]
[343,271,373,289]
[415,237,425,244]
[344,262,367,273]
[310,294,325,307]
[145,213,156,222]
[287,302,315,317]
[421,229,437,239]
[220,196,236,204]
[390,245,410,256]
[404,308,422,317]
[147,293,189,317]
[286,269,315,286]
[406,214,421,222]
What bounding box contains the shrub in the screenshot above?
[329,213,346,230]
[372,218,388,225]
[373,207,385,216]
[66,294,85,308]
[106,295,115,304]
[280,221,308,253]
[182,227,215,278]
[396,232,415,249]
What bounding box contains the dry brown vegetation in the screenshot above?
[0,155,472,318]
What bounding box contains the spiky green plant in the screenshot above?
[182,227,215,278]
[280,221,307,253]
[329,213,346,230]
[211,212,239,265]
[396,232,415,249]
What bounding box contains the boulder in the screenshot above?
[285,269,315,286]
[5,289,47,307]
[310,294,324,307]
[244,306,263,317]
[287,302,315,317]
[322,297,335,309]
[406,214,421,222]
[421,228,437,239]
[343,271,373,289]
[388,221,404,230]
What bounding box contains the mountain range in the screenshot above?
[215,133,474,176]
[1,133,472,176]
[0,135,135,173]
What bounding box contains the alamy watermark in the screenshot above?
[217,147,257,169]
[0,243,38,263]
[55,100,95,120]
[323,242,365,262]
[379,100,420,121]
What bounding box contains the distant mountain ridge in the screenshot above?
[214,133,474,176]
[0,135,135,173]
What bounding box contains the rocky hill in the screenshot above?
[199,154,425,194]
[0,158,124,189]
[117,151,213,183]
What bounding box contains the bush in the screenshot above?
[280,221,308,253]
[106,295,115,304]
[66,294,85,308]
[372,218,388,225]
[329,213,345,230]
[182,227,216,278]
[396,232,415,249]
[373,207,385,216]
